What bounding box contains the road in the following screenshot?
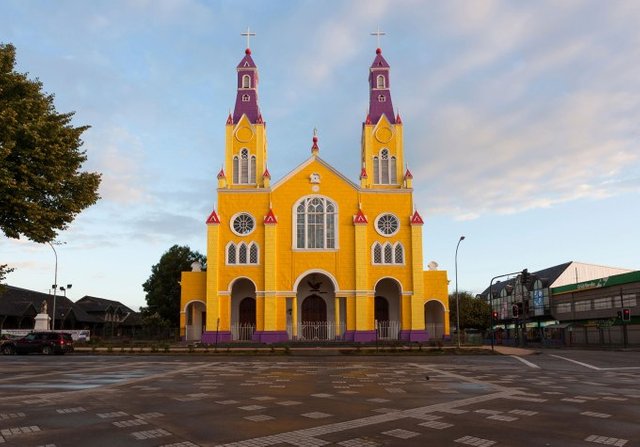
[0,350,639,446]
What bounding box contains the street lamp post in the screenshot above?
[47,242,58,330]
[47,241,65,330]
[455,235,465,349]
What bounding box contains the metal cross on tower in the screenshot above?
[370,26,386,48]
[241,26,256,49]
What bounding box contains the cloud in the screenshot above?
[84,126,152,205]
[406,0,640,219]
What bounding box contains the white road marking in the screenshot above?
[551,355,640,371]
[510,355,541,369]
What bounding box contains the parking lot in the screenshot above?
[1,350,639,446]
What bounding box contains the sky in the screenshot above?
[2,0,639,311]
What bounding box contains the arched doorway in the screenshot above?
[231,278,256,341]
[295,272,336,340]
[374,278,402,340]
[425,300,445,340]
[185,301,206,341]
[375,296,390,338]
[302,295,327,322]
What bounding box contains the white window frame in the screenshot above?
[235,148,255,185]
[371,242,404,265]
[374,213,400,237]
[292,195,338,250]
[226,241,259,265]
[230,212,256,236]
[242,74,251,88]
[373,148,396,185]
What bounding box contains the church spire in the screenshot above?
[367,28,395,125]
[233,28,262,124]
[368,47,396,124]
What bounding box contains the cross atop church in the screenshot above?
[241,26,256,49]
[370,26,386,48]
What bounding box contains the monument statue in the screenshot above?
[40,300,48,314]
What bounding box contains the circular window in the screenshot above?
[231,213,255,236]
[375,213,399,236]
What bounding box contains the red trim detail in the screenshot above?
[264,208,278,224]
[263,168,271,179]
[365,114,372,125]
[217,168,226,179]
[360,167,368,179]
[245,48,251,55]
[404,168,413,179]
[256,113,263,124]
[396,113,402,124]
[353,209,368,224]
[226,113,233,125]
[206,210,220,224]
[410,210,424,225]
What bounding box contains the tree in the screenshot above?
[0,263,14,292]
[142,245,206,327]
[0,43,101,243]
[449,291,491,331]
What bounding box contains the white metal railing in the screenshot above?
[426,323,444,340]
[289,321,345,341]
[231,323,255,341]
[376,320,401,340]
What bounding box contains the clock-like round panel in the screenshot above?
[235,126,254,143]
[375,213,400,237]
[374,126,393,143]
[231,212,255,236]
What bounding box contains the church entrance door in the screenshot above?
[375,296,390,338]
[301,294,327,339]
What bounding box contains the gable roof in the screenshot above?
[75,295,136,314]
[271,155,360,191]
[0,285,93,321]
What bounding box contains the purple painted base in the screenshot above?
[253,331,289,344]
[343,330,378,342]
[201,331,232,344]
[442,335,452,341]
[398,330,429,342]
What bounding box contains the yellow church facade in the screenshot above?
[180,45,450,344]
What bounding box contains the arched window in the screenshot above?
[378,94,386,102]
[238,243,247,264]
[295,196,337,249]
[373,157,380,183]
[372,242,404,265]
[376,74,385,89]
[232,156,239,184]
[380,149,390,184]
[249,243,258,264]
[384,243,393,264]
[390,156,397,183]
[227,243,236,264]
[373,243,382,264]
[237,148,253,184]
[242,74,251,88]
[374,149,396,185]
[394,243,404,264]
[242,94,250,102]
[227,242,259,265]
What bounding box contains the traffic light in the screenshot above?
[622,308,631,321]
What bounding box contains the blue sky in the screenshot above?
[2,0,639,311]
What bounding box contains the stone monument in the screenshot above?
[34,300,51,330]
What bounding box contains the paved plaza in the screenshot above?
[0,350,639,446]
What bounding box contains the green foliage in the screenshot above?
[0,43,101,243]
[0,264,14,290]
[449,291,491,330]
[141,245,206,326]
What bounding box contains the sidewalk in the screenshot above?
[482,345,539,356]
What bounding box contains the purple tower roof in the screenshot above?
[368,48,395,124]
[232,48,262,124]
